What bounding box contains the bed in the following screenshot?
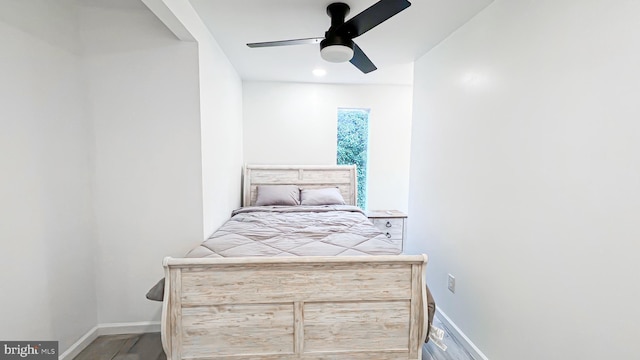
[157,165,432,360]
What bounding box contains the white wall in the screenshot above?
[0,0,244,351]
[79,2,204,324]
[157,0,244,237]
[0,0,97,351]
[408,0,640,359]
[198,43,244,236]
[80,0,244,325]
[243,82,412,212]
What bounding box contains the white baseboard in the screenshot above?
[97,321,161,336]
[436,308,489,360]
[58,321,161,360]
[58,326,98,360]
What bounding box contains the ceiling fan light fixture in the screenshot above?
[320,44,354,63]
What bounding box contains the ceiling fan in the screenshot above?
[247,0,412,74]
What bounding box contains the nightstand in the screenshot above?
[366,210,407,253]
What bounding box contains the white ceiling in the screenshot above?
[189,0,493,85]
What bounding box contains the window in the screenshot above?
[336,108,370,209]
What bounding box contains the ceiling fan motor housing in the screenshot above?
[327,2,350,28]
[321,2,354,63]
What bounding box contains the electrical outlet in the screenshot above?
[447,274,455,293]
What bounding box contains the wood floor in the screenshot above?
[422,315,476,360]
[73,315,474,360]
[73,333,166,360]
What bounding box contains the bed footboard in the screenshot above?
[161,255,429,360]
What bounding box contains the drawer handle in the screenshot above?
[386,232,392,239]
[385,221,392,228]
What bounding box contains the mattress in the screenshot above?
[187,205,402,258]
[146,205,435,340]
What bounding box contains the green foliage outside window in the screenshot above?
[337,108,369,209]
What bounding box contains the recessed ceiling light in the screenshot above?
[312,68,327,77]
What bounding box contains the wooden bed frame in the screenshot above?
[161,165,429,360]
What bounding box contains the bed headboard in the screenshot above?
[243,165,358,207]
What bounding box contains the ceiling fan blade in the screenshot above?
[350,42,377,74]
[247,37,324,48]
[337,0,411,38]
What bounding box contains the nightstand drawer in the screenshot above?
[372,218,404,240]
[367,210,407,253]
